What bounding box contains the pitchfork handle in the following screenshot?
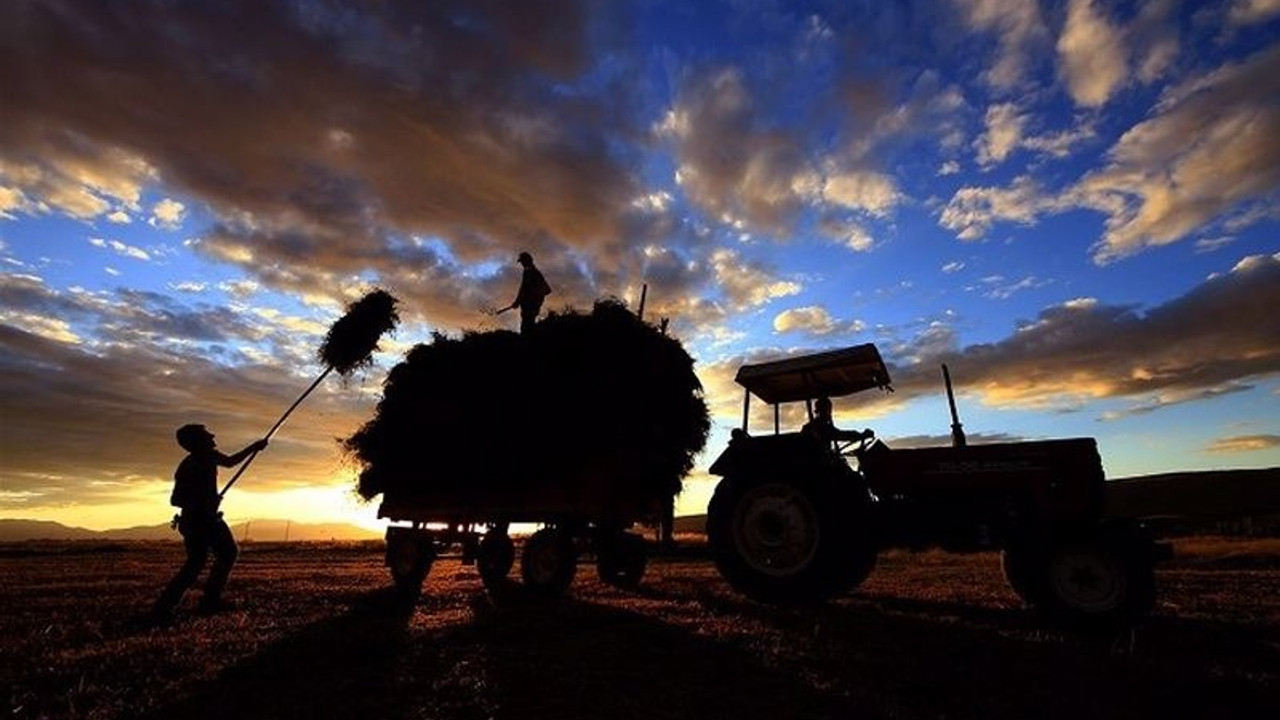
[219,365,334,498]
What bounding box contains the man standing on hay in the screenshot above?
[504,251,552,333]
[151,424,267,620]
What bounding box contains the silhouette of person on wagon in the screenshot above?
[802,396,873,447]
[152,424,267,620]
[503,251,552,333]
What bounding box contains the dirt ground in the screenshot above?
[2,536,1277,720]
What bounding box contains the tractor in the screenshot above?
[706,344,1170,627]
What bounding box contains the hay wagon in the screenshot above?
[348,300,709,600]
[378,473,662,598]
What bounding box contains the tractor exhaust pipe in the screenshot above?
[942,363,967,448]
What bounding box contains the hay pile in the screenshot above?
[345,299,709,509]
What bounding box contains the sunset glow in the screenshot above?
[2,0,1277,532]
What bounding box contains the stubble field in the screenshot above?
[2,536,1277,720]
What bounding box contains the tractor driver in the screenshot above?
[803,396,873,447]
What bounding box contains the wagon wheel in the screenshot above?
[388,536,433,599]
[521,528,577,596]
[478,530,516,592]
[597,531,649,589]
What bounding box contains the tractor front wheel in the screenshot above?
[1017,525,1157,630]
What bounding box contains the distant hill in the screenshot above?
[0,518,381,542]
[0,519,102,542]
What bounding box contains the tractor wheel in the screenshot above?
[597,532,649,589]
[1037,527,1156,629]
[707,474,876,605]
[387,535,433,599]
[521,528,577,596]
[478,531,516,592]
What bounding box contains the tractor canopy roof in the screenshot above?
[734,344,893,404]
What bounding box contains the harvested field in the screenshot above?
[2,536,1277,719]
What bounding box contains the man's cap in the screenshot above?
[517,251,533,263]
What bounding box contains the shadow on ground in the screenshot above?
[136,587,852,720]
[135,577,1279,720]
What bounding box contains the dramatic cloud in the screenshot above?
[0,275,401,508]
[0,0,642,300]
[659,68,808,234]
[1076,45,1280,262]
[888,253,1280,413]
[1207,434,1280,454]
[940,46,1279,258]
[1057,0,1128,107]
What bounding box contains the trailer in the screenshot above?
[707,344,1172,628]
[379,476,658,598]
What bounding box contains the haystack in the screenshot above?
[345,300,709,510]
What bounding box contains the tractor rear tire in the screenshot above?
[478,531,516,592]
[521,528,577,597]
[597,532,649,589]
[708,474,876,605]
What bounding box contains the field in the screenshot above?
[2,537,1278,720]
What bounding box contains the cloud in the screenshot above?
[773,306,839,335]
[709,249,801,308]
[820,169,901,216]
[1194,236,1235,253]
[106,210,132,224]
[659,68,808,234]
[938,160,961,176]
[938,175,1060,240]
[818,216,876,252]
[1057,0,1128,108]
[89,237,151,261]
[0,150,152,221]
[149,198,186,230]
[1130,0,1180,84]
[1226,0,1280,27]
[1075,45,1280,263]
[941,261,965,273]
[978,274,1050,300]
[885,253,1280,413]
[974,104,1095,168]
[975,103,1027,167]
[1206,434,1280,454]
[951,0,1048,91]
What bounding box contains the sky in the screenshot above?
[1,0,1278,531]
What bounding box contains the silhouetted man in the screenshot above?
[504,251,552,333]
[803,396,873,446]
[152,424,267,619]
